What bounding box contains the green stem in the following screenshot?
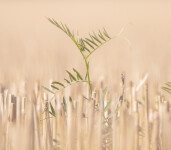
[85,59,92,96]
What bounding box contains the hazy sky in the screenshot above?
[0,1,170,85]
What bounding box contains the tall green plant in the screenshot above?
[42,19,127,117]
[44,18,114,96]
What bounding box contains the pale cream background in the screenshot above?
[0,1,171,91]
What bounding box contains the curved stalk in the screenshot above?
[85,59,92,95]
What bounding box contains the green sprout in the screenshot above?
[42,18,126,117]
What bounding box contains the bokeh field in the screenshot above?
[0,1,171,150]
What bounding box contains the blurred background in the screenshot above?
[0,1,171,93]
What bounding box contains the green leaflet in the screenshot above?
[42,86,55,94]
[85,73,88,80]
[137,100,144,106]
[66,70,76,82]
[162,87,171,94]
[52,81,65,87]
[166,82,171,88]
[63,97,67,112]
[106,112,113,120]
[83,95,89,100]
[98,30,106,41]
[92,32,102,44]
[162,82,171,95]
[49,102,56,117]
[69,96,72,102]
[162,87,171,91]
[73,68,83,80]
[65,24,72,36]
[103,28,111,39]
[64,78,71,84]
[83,39,95,49]
[83,46,91,53]
[102,88,107,101]
[51,85,59,90]
[85,38,98,46]
[104,99,112,112]
[60,22,67,33]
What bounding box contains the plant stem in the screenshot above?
[85,59,92,96]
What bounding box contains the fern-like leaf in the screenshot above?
[47,18,112,59]
[84,29,112,59]
[44,68,87,93]
[47,18,79,48]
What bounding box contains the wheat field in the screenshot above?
[0,1,171,150]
